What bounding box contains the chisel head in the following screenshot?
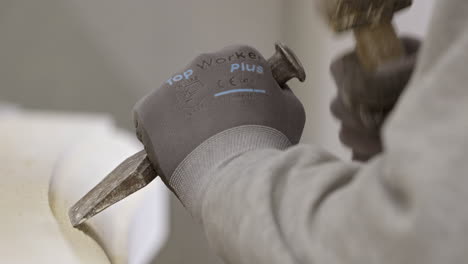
[68,150,156,227]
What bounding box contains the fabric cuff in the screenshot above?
[169,125,292,217]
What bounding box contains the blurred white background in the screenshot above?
[0,0,434,263]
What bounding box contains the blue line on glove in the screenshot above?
[214,89,267,97]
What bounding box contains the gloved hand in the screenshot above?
[133,45,305,207]
[330,37,420,161]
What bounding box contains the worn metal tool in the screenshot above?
[319,0,412,71]
[69,42,306,227]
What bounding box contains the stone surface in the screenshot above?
[0,108,169,263]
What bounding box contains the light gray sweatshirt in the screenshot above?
[174,1,468,263]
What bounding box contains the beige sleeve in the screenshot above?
[195,1,468,263]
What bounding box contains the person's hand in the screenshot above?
[133,45,305,205]
[330,37,420,161]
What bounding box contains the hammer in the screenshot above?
[319,0,412,71]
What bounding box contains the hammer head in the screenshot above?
[318,0,412,32]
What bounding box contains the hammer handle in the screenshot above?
[354,21,404,71]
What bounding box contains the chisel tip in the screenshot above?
[68,150,157,227]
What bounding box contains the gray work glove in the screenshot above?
[133,45,305,206]
[330,37,420,161]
